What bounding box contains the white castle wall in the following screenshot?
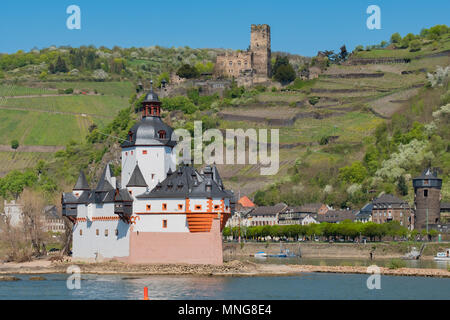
[122,146,176,191]
[72,202,130,259]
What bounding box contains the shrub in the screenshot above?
[10,139,19,150]
[309,96,320,105]
[64,88,74,94]
[409,40,421,52]
[388,259,406,269]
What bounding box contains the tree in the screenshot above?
[274,64,296,84]
[338,161,368,184]
[397,175,408,196]
[11,139,19,150]
[19,188,47,257]
[390,32,402,44]
[338,45,349,62]
[55,56,68,73]
[176,64,199,79]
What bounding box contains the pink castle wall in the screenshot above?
[126,218,224,265]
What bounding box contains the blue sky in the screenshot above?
[0,0,448,56]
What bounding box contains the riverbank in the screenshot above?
[223,242,450,259]
[1,259,449,278]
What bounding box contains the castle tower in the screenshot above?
[413,168,442,230]
[120,84,177,192]
[250,24,271,79]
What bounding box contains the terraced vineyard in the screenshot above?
[213,48,449,195]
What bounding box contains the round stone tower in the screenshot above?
[413,168,442,230]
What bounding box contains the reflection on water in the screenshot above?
[1,273,449,300]
[234,256,450,270]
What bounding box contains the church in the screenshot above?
[62,86,234,265]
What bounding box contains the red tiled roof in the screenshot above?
[238,196,255,208]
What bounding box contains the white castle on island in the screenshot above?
[62,87,234,265]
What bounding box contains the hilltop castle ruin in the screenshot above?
[214,24,272,85]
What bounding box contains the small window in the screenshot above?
[424,190,428,197]
[131,151,134,155]
[115,229,119,236]
[79,229,83,236]
[75,193,79,197]
[96,229,99,236]
[146,204,151,211]
[178,204,183,210]
[105,229,108,237]
[162,203,167,211]
[163,220,168,228]
[152,174,155,180]
[158,130,166,139]
[195,205,202,211]
[129,190,132,195]
[424,180,429,185]
[214,205,220,210]
[143,150,148,155]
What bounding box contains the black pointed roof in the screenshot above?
[95,164,114,192]
[136,165,233,200]
[73,171,90,191]
[127,164,148,187]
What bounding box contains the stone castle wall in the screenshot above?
[214,24,271,84]
[214,51,252,79]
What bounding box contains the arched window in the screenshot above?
[158,130,166,139]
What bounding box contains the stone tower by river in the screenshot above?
[413,168,442,230]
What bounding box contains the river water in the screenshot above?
[1,272,449,300]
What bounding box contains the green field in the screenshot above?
[0,151,54,176]
[0,84,55,97]
[41,81,134,97]
[0,109,99,146]
[0,95,128,116]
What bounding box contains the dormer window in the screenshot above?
[128,131,133,142]
[158,130,166,139]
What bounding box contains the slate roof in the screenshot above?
[62,164,130,206]
[249,203,288,217]
[95,164,115,193]
[287,203,325,214]
[316,210,356,223]
[136,165,233,200]
[44,205,62,219]
[357,202,373,215]
[372,194,410,209]
[73,171,90,190]
[127,164,148,187]
[121,88,176,148]
[413,168,441,181]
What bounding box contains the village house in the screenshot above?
[371,194,414,229]
[316,210,357,224]
[355,203,373,223]
[278,206,321,225]
[247,203,287,226]
[226,196,255,228]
